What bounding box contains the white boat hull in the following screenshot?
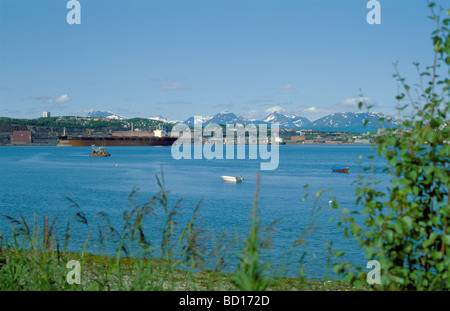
[221,176,244,183]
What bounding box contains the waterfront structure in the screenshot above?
[12,131,32,145]
[290,136,306,142]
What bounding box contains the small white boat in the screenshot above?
[221,175,244,183]
[272,136,286,145]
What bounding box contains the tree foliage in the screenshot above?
[332,2,450,290]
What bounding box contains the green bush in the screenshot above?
[330,2,450,290]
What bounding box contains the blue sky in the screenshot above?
[0,0,446,121]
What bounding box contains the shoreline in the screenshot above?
[0,246,362,291]
[0,143,373,147]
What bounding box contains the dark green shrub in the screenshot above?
[331,2,450,290]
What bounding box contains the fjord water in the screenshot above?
[0,145,388,279]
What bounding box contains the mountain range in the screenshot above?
[263,112,311,129]
[309,112,396,132]
[180,111,395,133]
[86,110,396,133]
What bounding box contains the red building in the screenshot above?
[290,136,306,142]
[13,131,32,144]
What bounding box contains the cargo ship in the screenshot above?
[57,129,177,147]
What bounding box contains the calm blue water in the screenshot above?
[0,145,389,279]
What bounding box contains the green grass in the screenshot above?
[0,247,359,291]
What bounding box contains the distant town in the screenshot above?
[0,111,385,146]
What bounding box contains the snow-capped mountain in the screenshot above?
[308,112,396,132]
[148,115,170,123]
[289,115,312,128]
[262,112,312,129]
[183,116,213,127]
[263,112,297,128]
[149,115,183,124]
[87,110,127,120]
[183,112,245,126]
[204,111,246,126]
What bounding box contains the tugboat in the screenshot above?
[89,145,110,157]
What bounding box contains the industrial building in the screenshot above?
[12,131,32,145]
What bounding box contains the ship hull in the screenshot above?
[58,136,177,147]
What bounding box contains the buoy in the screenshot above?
[329,200,332,205]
